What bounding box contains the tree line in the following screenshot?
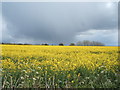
[59,40,105,46]
[75,40,105,46]
[1,40,105,46]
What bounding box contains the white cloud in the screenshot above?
[75,29,118,46]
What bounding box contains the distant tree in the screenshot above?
[24,43,31,45]
[91,41,95,46]
[69,43,75,46]
[76,41,83,46]
[76,40,105,46]
[59,43,64,46]
[41,43,49,46]
[44,43,49,46]
[95,41,105,46]
[83,40,91,46]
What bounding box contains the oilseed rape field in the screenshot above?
[1,45,120,88]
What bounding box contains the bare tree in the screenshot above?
[76,40,105,46]
[76,41,83,46]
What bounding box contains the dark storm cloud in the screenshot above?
[2,2,118,45]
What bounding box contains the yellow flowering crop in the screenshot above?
[1,45,120,88]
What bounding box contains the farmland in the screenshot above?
[1,45,120,88]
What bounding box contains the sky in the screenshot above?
[1,2,118,45]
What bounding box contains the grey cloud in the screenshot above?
[2,2,118,45]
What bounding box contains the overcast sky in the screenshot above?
[1,2,118,45]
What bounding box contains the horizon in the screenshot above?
[1,42,119,46]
